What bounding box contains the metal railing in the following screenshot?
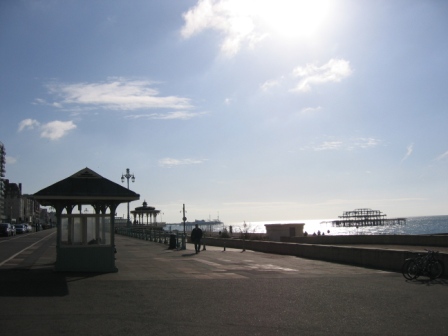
[115,227,184,249]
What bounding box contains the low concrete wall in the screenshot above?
[281,234,448,247]
[201,237,448,278]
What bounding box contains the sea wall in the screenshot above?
[281,234,448,247]
[201,237,448,277]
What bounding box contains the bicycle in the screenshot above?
[402,249,444,280]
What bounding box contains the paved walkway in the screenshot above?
[110,236,392,281]
[1,232,448,335]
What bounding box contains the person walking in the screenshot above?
[191,224,203,254]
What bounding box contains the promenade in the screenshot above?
[1,230,448,335]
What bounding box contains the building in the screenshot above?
[0,142,42,224]
[4,180,23,223]
[265,223,305,241]
[3,180,40,224]
[0,141,5,222]
[130,200,162,226]
[22,194,41,224]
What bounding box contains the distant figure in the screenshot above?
[191,224,203,254]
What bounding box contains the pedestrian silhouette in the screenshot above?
[191,224,203,254]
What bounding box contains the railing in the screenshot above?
[115,227,185,249]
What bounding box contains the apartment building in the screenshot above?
[0,141,5,221]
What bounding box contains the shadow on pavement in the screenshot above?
[0,268,69,297]
[404,278,448,286]
[182,253,198,257]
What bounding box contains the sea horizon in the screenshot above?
[167,215,448,236]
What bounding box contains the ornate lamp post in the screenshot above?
[121,168,135,226]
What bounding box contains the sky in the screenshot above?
[1,0,447,225]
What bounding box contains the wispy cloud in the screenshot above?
[435,150,448,161]
[36,78,192,112]
[260,79,281,92]
[158,158,207,167]
[291,59,352,92]
[401,143,414,163]
[18,118,40,132]
[353,138,381,149]
[305,137,381,151]
[224,197,426,208]
[314,141,343,151]
[300,106,322,114]
[18,118,76,140]
[125,111,207,120]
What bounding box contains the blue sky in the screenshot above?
[1,0,447,224]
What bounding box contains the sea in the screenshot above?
[168,215,448,236]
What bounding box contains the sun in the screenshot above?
[254,0,333,39]
[181,0,334,56]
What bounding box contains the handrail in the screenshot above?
[115,227,183,249]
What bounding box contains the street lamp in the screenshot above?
[121,168,135,226]
[181,204,187,250]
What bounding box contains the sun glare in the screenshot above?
[255,0,332,39]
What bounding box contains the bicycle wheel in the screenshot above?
[402,259,419,280]
[409,259,421,279]
[428,260,444,279]
[402,259,413,280]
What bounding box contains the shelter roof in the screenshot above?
[133,200,156,211]
[33,167,140,205]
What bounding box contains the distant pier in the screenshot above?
[327,208,406,227]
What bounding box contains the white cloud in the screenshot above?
[41,78,192,112]
[353,138,381,149]
[40,121,77,140]
[158,158,207,167]
[181,0,263,57]
[308,137,381,151]
[18,119,40,132]
[435,150,448,161]
[18,119,76,140]
[401,143,414,163]
[315,141,343,151]
[32,98,47,105]
[291,59,353,92]
[260,79,281,92]
[125,111,207,120]
[32,98,63,109]
[300,106,322,114]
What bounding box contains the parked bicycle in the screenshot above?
[402,249,444,280]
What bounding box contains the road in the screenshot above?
[0,228,56,269]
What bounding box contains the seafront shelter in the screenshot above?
[265,223,305,241]
[130,200,161,226]
[34,167,140,272]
